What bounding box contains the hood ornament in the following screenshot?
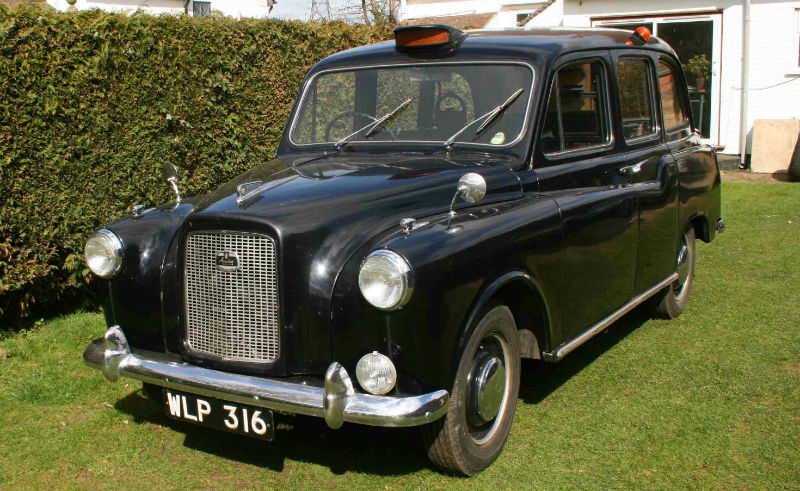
[160,163,182,206]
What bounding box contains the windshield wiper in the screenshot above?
[335,98,414,149]
[443,88,524,150]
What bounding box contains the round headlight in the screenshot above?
[355,351,397,395]
[358,250,413,310]
[84,229,123,278]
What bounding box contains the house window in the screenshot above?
[193,1,211,17]
[516,13,531,26]
[541,59,611,154]
[796,8,800,69]
[617,58,656,141]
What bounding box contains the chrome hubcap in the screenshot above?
[674,234,692,298]
[466,332,510,445]
[473,354,505,422]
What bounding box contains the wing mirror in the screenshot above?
[448,173,486,225]
[160,162,182,205]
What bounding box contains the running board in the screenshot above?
[542,273,678,362]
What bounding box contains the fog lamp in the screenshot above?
[355,351,397,395]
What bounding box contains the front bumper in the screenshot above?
[84,326,449,429]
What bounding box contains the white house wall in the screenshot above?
[561,0,800,154]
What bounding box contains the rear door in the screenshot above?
[533,52,639,345]
[612,52,680,294]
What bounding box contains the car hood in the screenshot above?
[186,150,522,295]
[178,151,522,374]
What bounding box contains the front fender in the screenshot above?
[101,200,197,351]
[331,195,563,393]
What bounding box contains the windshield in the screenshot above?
[290,63,534,148]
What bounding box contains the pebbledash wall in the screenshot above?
[401,0,800,156]
[46,0,274,19]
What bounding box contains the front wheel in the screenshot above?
[651,227,696,318]
[422,304,520,476]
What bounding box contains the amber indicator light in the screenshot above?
[626,26,652,46]
[396,28,450,47]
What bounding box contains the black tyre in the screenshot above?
[789,134,800,182]
[141,382,163,401]
[651,227,696,319]
[422,304,520,476]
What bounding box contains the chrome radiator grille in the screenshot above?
[184,232,280,363]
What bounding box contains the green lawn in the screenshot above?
[1,182,798,490]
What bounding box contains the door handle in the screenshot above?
[619,162,643,175]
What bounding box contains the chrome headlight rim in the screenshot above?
[358,249,414,311]
[84,228,124,279]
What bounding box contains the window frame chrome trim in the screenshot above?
[540,56,617,160]
[615,55,663,145]
[287,61,536,151]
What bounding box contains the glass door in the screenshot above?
[593,14,722,146]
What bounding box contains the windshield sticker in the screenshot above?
[490,132,506,145]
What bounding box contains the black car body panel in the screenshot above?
[91,27,721,398]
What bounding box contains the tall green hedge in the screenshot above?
[0,5,390,326]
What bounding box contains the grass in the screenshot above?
[1,182,798,490]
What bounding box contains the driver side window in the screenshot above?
[541,59,611,154]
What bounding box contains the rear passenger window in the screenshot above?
[541,60,611,154]
[617,58,656,141]
[657,60,689,131]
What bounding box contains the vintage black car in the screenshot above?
[82,25,724,475]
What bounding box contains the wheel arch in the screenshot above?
[455,270,552,366]
[687,213,710,243]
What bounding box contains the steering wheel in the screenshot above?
[434,91,468,130]
[324,111,397,142]
[436,91,467,114]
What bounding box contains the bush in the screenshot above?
[0,5,390,326]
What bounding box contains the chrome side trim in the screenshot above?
[84,326,448,428]
[543,273,678,362]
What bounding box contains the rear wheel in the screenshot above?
[422,304,520,476]
[651,227,696,319]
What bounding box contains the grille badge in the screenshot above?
[214,251,240,272]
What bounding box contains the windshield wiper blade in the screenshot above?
[335,98,414,149]
[443,88,524,150]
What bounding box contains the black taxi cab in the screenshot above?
[82,24,723,475]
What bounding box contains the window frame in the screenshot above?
[614,55,661,146]
[192,1,211,17]
[794,8,800,72]
[655,56,693,139]
[538,56,616,160]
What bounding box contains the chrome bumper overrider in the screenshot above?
[83,326,449,429]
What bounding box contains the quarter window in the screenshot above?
[617,58,656,141]
[541,60,611,154]
[657,60,689,130]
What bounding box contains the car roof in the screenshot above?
[309,27,677,74]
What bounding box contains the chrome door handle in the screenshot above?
[620,162,643,175]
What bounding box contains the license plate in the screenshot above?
[162,389,274,441]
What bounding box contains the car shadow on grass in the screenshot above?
[518,307,651,404]
[113,307,651,475]
[114,390,429,475]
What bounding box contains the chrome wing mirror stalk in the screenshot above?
[161,162,182,206]
[448,173,486,227]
